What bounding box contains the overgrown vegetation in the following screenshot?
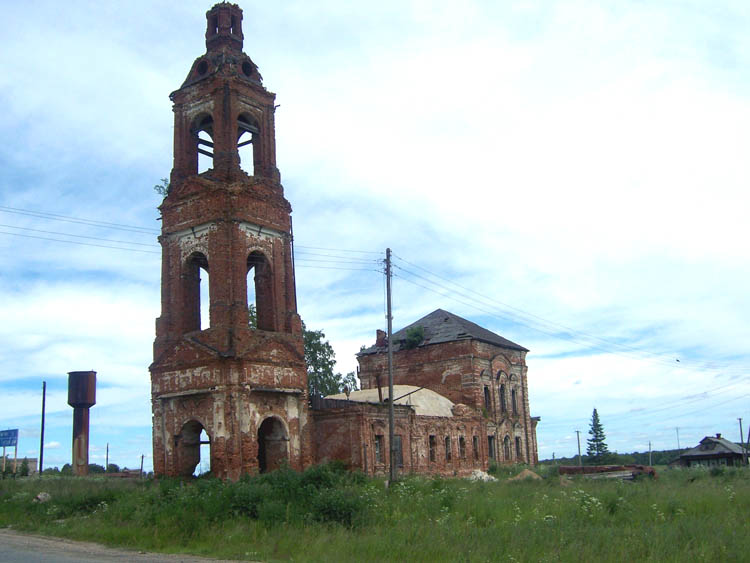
[2,463,750,561]
[402,325,424,349]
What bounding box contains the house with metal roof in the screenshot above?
[673,433,748,468]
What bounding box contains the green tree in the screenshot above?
[303,322,358,398]
[107,463,121,473]
[19,458,29,477]
[586,408,610,462]
[153,177,170,196]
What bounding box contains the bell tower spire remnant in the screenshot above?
[150,3,311,480]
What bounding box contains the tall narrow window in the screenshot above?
[511,388,518,415]
[488,436,496,460]
[459,436,466,460]
[247,251,274,331]
[374,435,384,464]
[504,436,511,460]
[483,386,491,410]
[515,437,523,461]
[393,435,403,468]
[192,114,214,174]
[499,384,507,413]
[445,436,452,461]
[473,436,479,460]
[183,252,209,333]
[429,435,436,462]
[237,113,259,175]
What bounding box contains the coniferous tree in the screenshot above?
[586,408,610,461]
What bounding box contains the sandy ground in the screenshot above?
[0,528,246,562]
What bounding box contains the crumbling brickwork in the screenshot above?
[356,310,539,468]
[150,3,312,480]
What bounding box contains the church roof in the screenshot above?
[326,385,456,417]
[359,309,527,355]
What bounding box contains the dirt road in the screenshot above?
[0,529,241,562]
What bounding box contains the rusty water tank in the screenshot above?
[67,371,96,476]
[67,371,96,408]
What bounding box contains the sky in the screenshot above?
[1,0,749,471]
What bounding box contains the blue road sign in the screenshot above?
[0,429,18,447]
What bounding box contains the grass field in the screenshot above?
[1,463,749,562]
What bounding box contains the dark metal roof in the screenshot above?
[359,309,528,355]
[679,435,747,458]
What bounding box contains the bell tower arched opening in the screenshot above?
[247,251,275,331]
[257,417,288,473]
[191,114,214,174]
[237,113,259,175]
[183,252,209,333]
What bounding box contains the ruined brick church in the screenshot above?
[150,3,538,479]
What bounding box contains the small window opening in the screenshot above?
[488,436,496,460]
[375,435,384,464]
[445,436,452,462]
[230,15,236,34]
[500,384,507,413]
[511,388,518,415]
[237,114,259,175]
[428,435,436,462]
[515,437,522,461]
[483,386,491,410]
[473,436,479,460]
[504,436,511,460]
[211,15,218,36]
[459,436,466,460]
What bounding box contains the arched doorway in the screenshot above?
[257,417,288,473]
[176,420,211,477]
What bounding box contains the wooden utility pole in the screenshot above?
[649,441,652,466]
[676,427,681,450]
[575,430,582,466]
[39,382,46,475]
[386,248,396,483]
[738,418,747,466]
[106,443,109,472]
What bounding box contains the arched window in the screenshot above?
[247,251,274,331]
[237,113,260,175]
[511,388,518,415]
[499,384,507,413]
[191,114,214,174]
[257,417,288,473]
[483,386,491,410]
[175,420,211,477]
[503,435,511,461]
[515,437,523,461]
[183,252,209,332]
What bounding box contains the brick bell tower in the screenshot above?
[150,3,312,479]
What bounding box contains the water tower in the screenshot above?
[67,371,96,476]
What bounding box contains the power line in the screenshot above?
[0,230,160,254]
[0,224,160,248]
[0,205,159,235]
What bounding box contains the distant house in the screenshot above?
[673,434,747,467]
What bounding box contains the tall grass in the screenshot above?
[1,463,749,561]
